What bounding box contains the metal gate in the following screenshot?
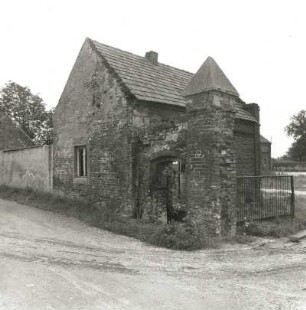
[237,175,295,222]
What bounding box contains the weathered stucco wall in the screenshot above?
[0,145,53,192]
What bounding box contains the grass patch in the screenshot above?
[239,171,306,238]
[238,190,306,238]
[238,217,306,238]
[295,195,306,219]
[294,174,306,191]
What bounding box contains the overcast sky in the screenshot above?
[0,0,305,157]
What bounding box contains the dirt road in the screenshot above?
[0,198,306,310]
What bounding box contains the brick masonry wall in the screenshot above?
[53,40,133,212]
[186,91,237,237]
[130,102,187,219]
[234,117,261,176]
[243,103,261,176]
[234,120,256,176]
[131,101,261,222]
[261,143,271,174]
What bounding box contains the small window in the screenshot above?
[75,146,87,177]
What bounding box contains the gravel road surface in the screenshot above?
[0,198,306,310]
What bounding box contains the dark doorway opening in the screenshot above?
[150,157,186,223]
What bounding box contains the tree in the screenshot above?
[285,110,306,161]
[0,81,53,145]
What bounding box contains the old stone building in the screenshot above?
[53,38,263,236]
[0,110,34,151]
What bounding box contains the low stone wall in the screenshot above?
[273,161,306,172]
[0,145,53,192]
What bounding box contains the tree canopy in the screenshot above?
[0,81,53,145]
[285,110,306,161]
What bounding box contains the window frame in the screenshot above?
[75,145,87,178]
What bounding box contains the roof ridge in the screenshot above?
[89,38,194,77]
[90,38,143,60]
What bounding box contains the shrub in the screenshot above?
[148,221,208,250]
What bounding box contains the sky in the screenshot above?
[0,0,305,158]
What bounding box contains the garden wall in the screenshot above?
[0,145,53,192]
[273,161,306,172]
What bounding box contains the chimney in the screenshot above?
[145,51,158,65]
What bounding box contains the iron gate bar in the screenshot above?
[236,175,295,222]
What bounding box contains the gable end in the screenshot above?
[87,38,135,101]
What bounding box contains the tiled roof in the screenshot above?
[90,39,192,107]
[89,39,257,122]
[260,135,271,144]
[0,113,34,151]
[184,56,239,97]
[234,103,258,122]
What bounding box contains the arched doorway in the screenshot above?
[149,157,186,222]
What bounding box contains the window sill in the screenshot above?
[73,177,88,184]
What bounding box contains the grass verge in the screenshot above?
[238,194,306,238]
[239,174,306,238]
[2,185,301,248]
[238,217,306,238]
[0,185,215,250]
